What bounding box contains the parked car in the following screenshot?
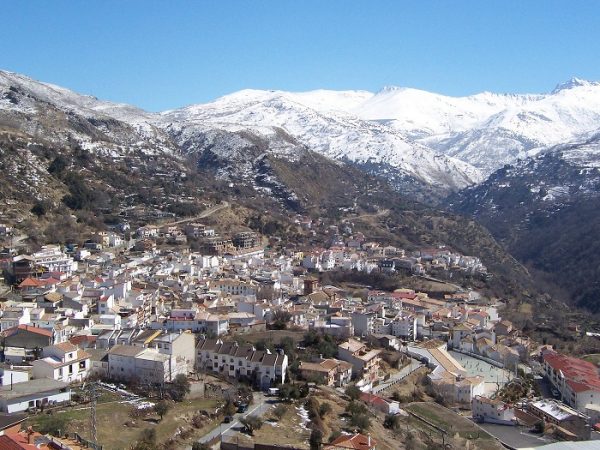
[237,404,248,413]
[223,415,233,423]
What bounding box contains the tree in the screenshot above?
[279,336,296,359]
[48,155,68,175]
[169,374,191,401]
[384,413,401,430]
[192,443,210,450]
[154,400,170,421]
[224,401,237,417]
[318,402,332,418]
[349,412,371,432]
[273,404,288,420]
[345,401,367,416]
[240,416,263,435]
[309,428,323,450]
[271,310,291,330]
[328,429,342,443]
[345,385,361,401]
[31,201,48,217]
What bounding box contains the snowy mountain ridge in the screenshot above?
[3,69,600,198]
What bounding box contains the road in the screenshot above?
[372,358,423,394]
[479,422,554,448]
[194,391,271,446]
[156,201,229,228]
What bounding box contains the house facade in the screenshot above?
[196,339,288,388]
[32,342,91,383]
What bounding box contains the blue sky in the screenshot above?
[1,1,599,111]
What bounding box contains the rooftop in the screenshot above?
[0,379,69,400]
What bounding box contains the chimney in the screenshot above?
[367,434,371,447]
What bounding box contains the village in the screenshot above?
[0,216,597,450]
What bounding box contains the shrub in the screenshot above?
[344,385,361,401]
[309,428,323,450]
[349,412,371,432]
[305,397,320,419]
[318,402,332,418]
[154,400,170,421]
[273,404,288,420]
[31,201,48,217]
[384,413,401,430]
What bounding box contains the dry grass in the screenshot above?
[518,302,534,317]
[405,402,504,450]
[382,367,433,402]
[27,397,220,450]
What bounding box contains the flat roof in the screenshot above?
[0,379,69,400]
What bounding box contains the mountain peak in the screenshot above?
[552,77,598,94]
[378,85,408,94]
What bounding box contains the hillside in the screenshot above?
[450,137,600,313]
[0,70,537,306]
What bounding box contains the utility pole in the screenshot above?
[84,382,99,447]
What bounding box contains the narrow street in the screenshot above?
[372,358,423,394]
[194,392,271,446]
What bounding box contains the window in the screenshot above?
[69,365,73,374]
[29,400,34,407]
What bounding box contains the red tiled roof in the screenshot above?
[325,433,377,449]
[360,392,389,407]
[0,431,41,449]
[53,341,78,353]
[18,277,45,288]
[544,351,600,393]
[4,324,52,338]
[69,335,96,345]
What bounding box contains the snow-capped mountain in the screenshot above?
[0,70,176,157]
[3,69,600,201]
[161,77,600,180]
[159,89,482,194]
[329,78,600,175]
[449,133,600,312]
[0,70,483,197]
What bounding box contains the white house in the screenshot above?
[472,395,516,425]
[196,339,288,388]
[0,379,71,413]
[32,342,91,383]
[107,345,186,385]
[0,366,30,386]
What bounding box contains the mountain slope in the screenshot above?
[450,135,600,312]
[0,69,537,306]
[159,89,482,198]
[296,78,600,176]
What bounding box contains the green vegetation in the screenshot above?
[154,400,170,421]
[239,415,263,436]
[31,201,49,217]
[168,374,191,401]
[344,384,361,401]
[345,401,371,432]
